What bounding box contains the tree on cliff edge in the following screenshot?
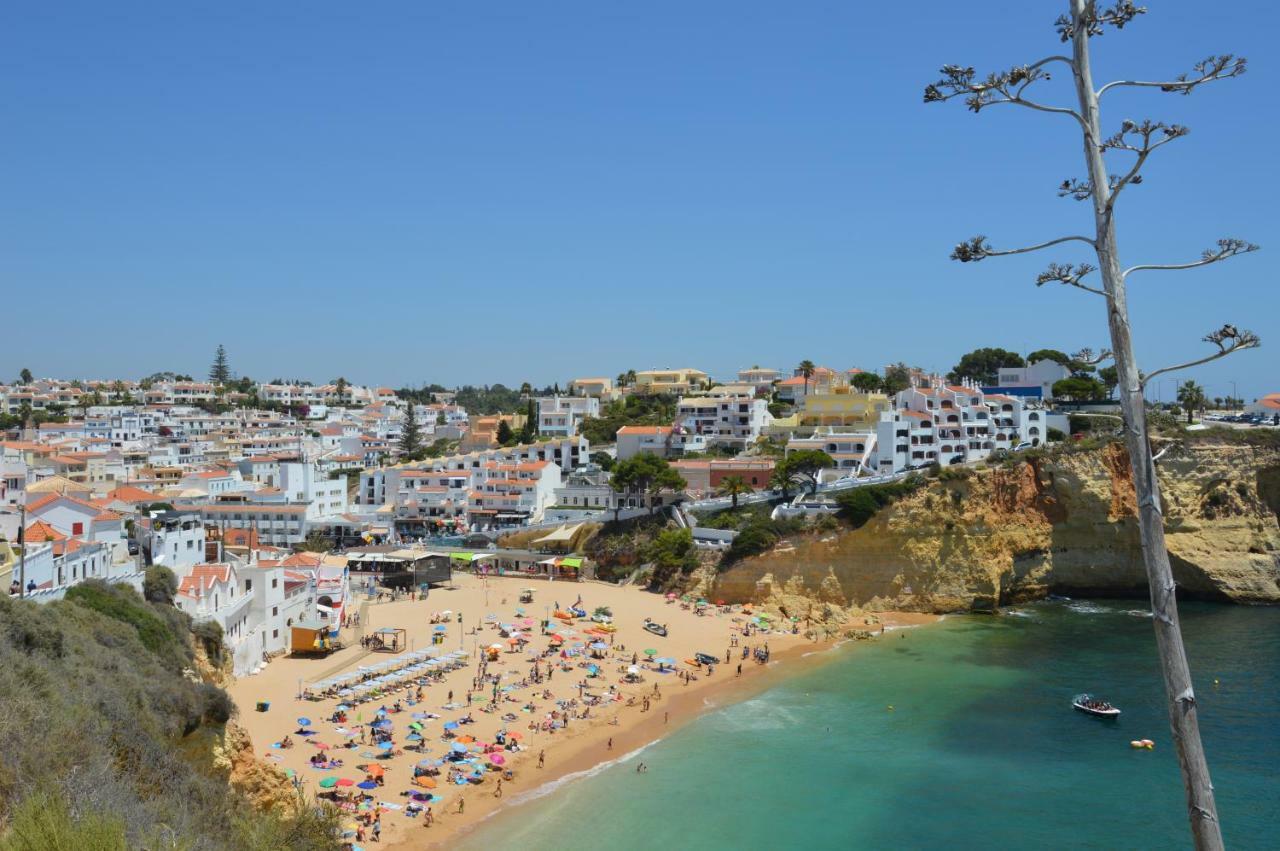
[925,4,1260,846]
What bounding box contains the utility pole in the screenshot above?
[18,503,26,598]
[1230,381,1238,411]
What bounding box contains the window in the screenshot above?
[72,522,84,535]
[245,579,252,592]
[272,606,278,616]
[272,629,279,639]
[272,578,278,589]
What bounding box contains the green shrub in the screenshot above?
[143,565,177,605]
[64,581,191,670]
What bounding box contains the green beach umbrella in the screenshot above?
[644,649,658,656]
[318,777,338,789]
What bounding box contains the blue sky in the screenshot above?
[2,1,1274,400]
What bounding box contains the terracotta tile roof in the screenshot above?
[23,520,66,542]
[617,426,672,435]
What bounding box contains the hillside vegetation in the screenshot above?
[0,574,338,850]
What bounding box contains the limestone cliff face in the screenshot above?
[715,440,1280,613]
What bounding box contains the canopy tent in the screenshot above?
[531,522,583,552]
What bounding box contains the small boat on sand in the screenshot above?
[1073,694,1121,717]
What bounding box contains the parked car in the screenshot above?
[1012,442,1033,452]
[949,455,965,465]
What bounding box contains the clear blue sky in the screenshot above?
[2,1,1274,400]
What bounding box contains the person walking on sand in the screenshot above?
[423,807,433,828]
[737,663,742,677]
[607,738,613,751]
[664,711,669,724]
[494,778,503,798]
[456,796,465,814]
[538,750,545,768]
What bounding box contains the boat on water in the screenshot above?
[1073,694,1121,717]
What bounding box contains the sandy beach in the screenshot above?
[228,572,934,849]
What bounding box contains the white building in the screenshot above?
[615,426,707,461]
[537,395,600,436]
[675,395,771,449]
[988,359,1072,401]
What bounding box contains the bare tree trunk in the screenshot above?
[1068,3,1223,846]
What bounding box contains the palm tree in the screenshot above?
[520,382,533,398]
[1177,380,1207,425]
[797,360,816,396]
[717,475,751,510]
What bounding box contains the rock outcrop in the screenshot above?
[714,439,1280,612]
[211,721,299,814]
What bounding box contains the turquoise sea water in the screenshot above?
[463,601,1278,850]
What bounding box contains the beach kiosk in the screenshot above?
[289,618,337,656]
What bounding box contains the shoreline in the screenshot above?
[391,611,938,849]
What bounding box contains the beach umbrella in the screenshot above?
[414,776,437,789]
[314,742,331,750]
[488,752,505,765]
[644,649,658,656]
[318,777,338,789]
[409,722,424,731]
[443,721,459,730]
[406,734,422,742]
[358,780,378,790]
[589,642,607,650]
[366,764,385,778]
[628,665,639,674]
[451,743,467,753]
[337,704,351,711]
[336,778,355,787]
[456,735,475,744]
[434,625,447,632]
[507,731,523,740]
[378,741,394,751]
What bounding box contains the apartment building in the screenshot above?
[675,395,772,449]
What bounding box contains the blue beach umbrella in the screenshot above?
[406,733,422,742]
[443,721,459,730]
[358,781,378,790]
[451,742,467,753]
[378,741,394,751]
[297,718,312,726]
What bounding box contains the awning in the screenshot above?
[560,557,583,568]
[450,552,495,563]
[532,522,583,545]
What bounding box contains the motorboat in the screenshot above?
[643,620,668,637]
[1072,694,1121,717]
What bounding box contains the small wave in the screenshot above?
[1066,602,1111,615]
[500,739,658,808]
[1001,609,1036,619]
[1124,609,1153,618]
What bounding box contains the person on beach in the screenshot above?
[607,738,613,751]
[664,711,669,724]
[423,807,433,828]
[636,763,647,773]
[456,797,465,814]
[494,778,503,798]
[538,750,545,768]
[737,663,742,677]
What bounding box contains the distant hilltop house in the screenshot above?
[630,368,709,396]
[983,359,1072,401]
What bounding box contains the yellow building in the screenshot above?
[632,368,710,396]
[797,392,890,428]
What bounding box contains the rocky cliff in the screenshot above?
[714,439,1280,613]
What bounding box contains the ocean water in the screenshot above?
[463,602,1279,850]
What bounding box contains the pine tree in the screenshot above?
[399,405,423,460]
[209,345,230,385]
